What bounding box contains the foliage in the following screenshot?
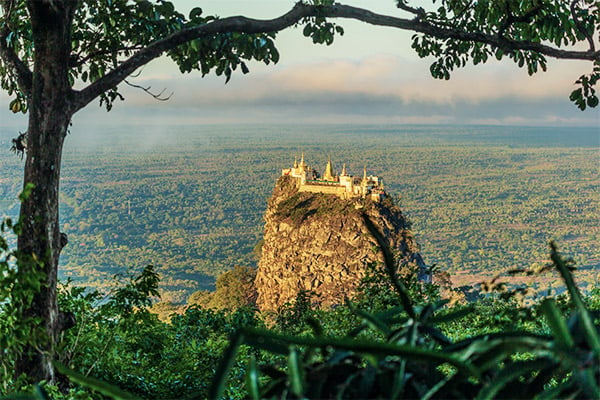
[570,62,600,110]
[1,0,599,385]
[0,190,49,393]
[275,290,322,335]
[188,265,258,311]
[353,261,440,313]
[50,271,264,399]
[213,243,600,399]
[0,0,286,112]
[275,191,357,227]
[2,225,598,399]
[1,0,597,115]
[405,0,599,108]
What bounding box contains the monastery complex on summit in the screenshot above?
[282,154,387,202]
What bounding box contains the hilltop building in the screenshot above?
[282,154,387,202]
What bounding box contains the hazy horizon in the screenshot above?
[2,1,599,128]
[1,124,598,301]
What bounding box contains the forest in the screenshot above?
[1,0,599,397]
[1,207,598,399]
[2,124,597,303]
[1,107,598,400]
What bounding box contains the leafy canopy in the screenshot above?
[405,0,599,109]
[1,0,283,112]
[1,0,598,114]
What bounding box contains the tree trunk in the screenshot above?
[15,0,76,383]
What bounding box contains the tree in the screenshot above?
[0,0,598,383]
[211,265,258,310]
[188,265,257,310]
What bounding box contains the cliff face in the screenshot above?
[255,176,424,312]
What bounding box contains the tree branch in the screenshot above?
[123,79,173,101]
[72,2,600,113]
[570,0,595,52]
[327,4,598,60]
[396,1,425,20]
[0,0,33,96]
[498,2,542,42]
[72,45,145,68]
[72,2,313,111]
[0,27,33,96]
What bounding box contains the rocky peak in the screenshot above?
[255,175,426,312]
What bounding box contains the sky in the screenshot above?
[1,0,599,129]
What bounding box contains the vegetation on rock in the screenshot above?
[255,175,423,311]
[188,265,258,311]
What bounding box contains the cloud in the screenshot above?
[2,53,597,127]
[89,53,593,127]
[68,90,597,127]
[124,53,591,105]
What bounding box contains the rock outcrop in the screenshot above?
[255,175,426,312]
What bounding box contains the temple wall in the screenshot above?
[299,184,350,198]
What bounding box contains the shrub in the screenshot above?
[212,239,600,399]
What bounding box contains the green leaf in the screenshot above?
[246,355,261,400]
[0,394,38,400]
[288,346,305,397]
[209,331,245,399]
[475,359,549,400]
[429,306,475,324]
[361,214,416,319]
[9,99,21,113]
[349,301,392,336]
[270,46,280,64]
[550,242,600,353]
[19,183,35,202]
[422,375,451,400]
[450,334,552,368]
[533,380,576,400]
[540,298,574,348]
[575,367,600,399]
[33,385,50,400]
[244,332,289,355]
[306,316,324,337]
[54,363,141,400]
[303,24,313,37]
[241,327,480,378]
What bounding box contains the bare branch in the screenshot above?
[124,79,173,101]
[396,1,425,20]
[72,2,600,113]
[129,68,144,78]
